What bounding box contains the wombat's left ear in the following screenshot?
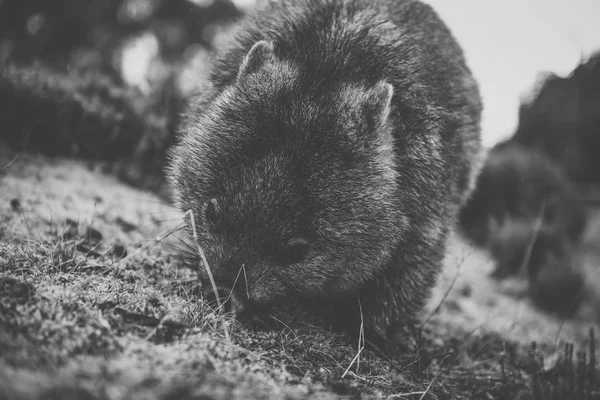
[237,40,275,82]
[364,81,394,130]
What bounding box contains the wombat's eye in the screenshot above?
[277,238,310,266]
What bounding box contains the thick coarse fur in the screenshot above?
[167,0,482,349]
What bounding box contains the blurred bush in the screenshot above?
[460,52,600,318]
[0,0,251,195]
[513,52,600,184]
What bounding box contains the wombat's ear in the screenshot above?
[237,41,275,82]
[364,81,394,130]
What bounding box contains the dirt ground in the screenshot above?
[1,147,599,399]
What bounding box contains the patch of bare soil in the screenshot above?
[1,151,599,399]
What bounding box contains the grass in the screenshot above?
[0,156,599,400]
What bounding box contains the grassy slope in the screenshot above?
[1,150,598,399]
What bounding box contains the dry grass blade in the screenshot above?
[1,153,19,169]
[224,263,246,308]
[519,203,545,278]
[529,328,599,399]
[117,219,187,265]
[185,209,231,344]
[342,297,365,378]
[422,265,460,327]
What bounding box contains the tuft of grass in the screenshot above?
[529,328,598,399]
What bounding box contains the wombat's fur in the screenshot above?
[168,0,482,347]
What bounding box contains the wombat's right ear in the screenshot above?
[237,41,275,82]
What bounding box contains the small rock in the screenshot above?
[110,244,128,258]
[444,299,462,312]
[85,226,103,243]
[10,198,21,211]
[115,216,137,233]
[76,243,102,258]
[459,284,472,297]
[66,218,79,228]
[62,224,79,240]
[62,218,80,239]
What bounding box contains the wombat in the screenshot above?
[168,0,482,348]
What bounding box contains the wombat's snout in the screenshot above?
[202,284,248,316]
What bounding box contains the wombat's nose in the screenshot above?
[202,285,247,316]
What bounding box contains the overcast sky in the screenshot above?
[424,0,600,146]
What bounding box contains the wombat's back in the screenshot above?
[207,0,482,204]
